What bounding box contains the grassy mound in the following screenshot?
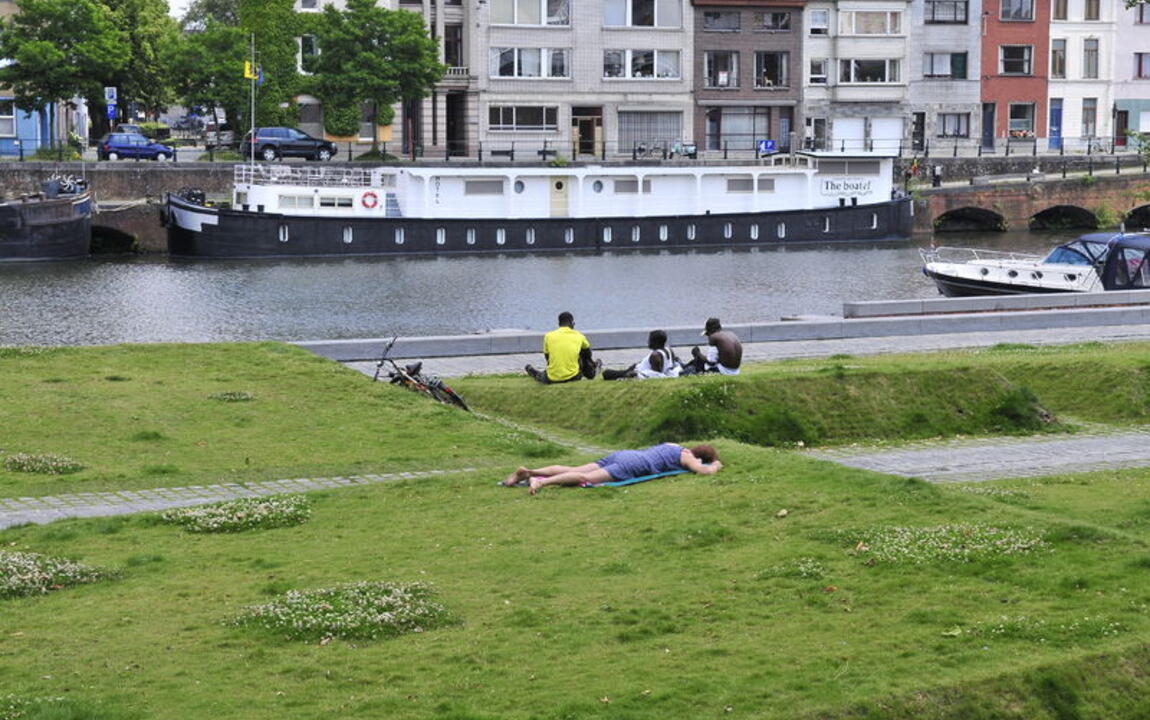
[455,365,1057,448]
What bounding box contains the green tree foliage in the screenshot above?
[104,0,181,123]
[238,0,302,127]
[179,0,239,30]
[161,20,248,131]
[314,0,444,151]
[0,0,128,141]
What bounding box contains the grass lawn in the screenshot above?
[4,342,1150,719]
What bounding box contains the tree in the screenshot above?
[162,20,248,130]
[180,0,239,30]
[313,0,444,153]
[0,0,128,143]
[104,0,181,122]
[238,0,303,127]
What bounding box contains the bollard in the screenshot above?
[1116,157,1121,175]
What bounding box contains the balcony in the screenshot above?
[439,66,473,87]
[832,84,906,103]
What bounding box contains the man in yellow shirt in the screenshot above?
[526,311,600,383]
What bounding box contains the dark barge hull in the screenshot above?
[922,268,1079,297]
[0,194,92,261]
[166,195,914,258]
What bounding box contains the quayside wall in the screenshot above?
[0,159,1146,251]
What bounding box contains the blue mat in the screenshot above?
[583,469,688,488]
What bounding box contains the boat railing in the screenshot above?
[234,164,396,188]
[920,246,1044,265]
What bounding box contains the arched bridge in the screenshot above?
[918,172,1150,233]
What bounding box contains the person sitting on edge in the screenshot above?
[525,311,600,383]
[602,329,682,380]
[683,317,743,375]
[503,442,722,494]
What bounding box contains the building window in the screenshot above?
[839,58,900,83]
[838,11,901,34]
[1053,0,1067,19]
[490,48,569,78]
[603,0,682,27]
[809,8,829,34]
[1138,3,1150,23]
[1000,46,1033,75]
[465,179,505,195]
[924,0,967,23]
[705,106,773,150]
[1000,0,1033,20]
[938,113,970,137]
[924,52,967,79]
[1083,39,1099,79]
[298,35,319,74]
[1008,103,1036,134]
[1082,98,1097,137]
[1051,39,1066,78]
[755,52,789,88]
[704,51,739,88]
[809,58,827,84]
[603,50,680,79]
[492,0,570,25]
[1084,0,1099,20]
[300,0,318,7]
[702,10,740,31]
[489,106,559,131]
[1137,53,1150,79]
[0,100,16,137]
[752,11,790,30]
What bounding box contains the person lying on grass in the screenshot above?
[503,442,722,495]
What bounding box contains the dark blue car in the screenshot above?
[97,132,174,161]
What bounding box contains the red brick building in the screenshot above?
[979,0,1051,148]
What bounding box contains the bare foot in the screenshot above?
[528,477,544,495]
[502,467,530,487]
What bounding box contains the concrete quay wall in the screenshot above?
[296,290,1150,362]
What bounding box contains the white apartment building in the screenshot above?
[1048,0,1117,149]
[906,0,981,152]
[1114,1,1150,138]
[802,0,911,153]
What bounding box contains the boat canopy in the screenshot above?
[1100,233,1150,290]
[1042,236,1111,266]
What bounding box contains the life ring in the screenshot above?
[361,191,379,209]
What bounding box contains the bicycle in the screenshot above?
[371,336,470,411]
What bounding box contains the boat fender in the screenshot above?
[361,191,379,209]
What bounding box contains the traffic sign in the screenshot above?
[757,139,777,155]
[104,86,117,103]
[106,102,116,121]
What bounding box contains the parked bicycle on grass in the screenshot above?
[372,337,470,411]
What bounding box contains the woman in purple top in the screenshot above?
[502,442,722,495]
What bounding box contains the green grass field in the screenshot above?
[4,342,1150,719]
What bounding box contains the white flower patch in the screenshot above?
[848,523,1048,564]
[960,614,1124,645]
[161,494,311,533]
[2,453,83,475]
[229,581,452,642]
[2,694,65,720]
[0,551,112,599]
[956,486,1030,500]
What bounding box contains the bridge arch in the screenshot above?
[933,206,1007,232]
[1029,205,1098,231]
[1127,204,1150,231]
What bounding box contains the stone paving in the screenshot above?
[0,468,475,530]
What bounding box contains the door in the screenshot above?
[550,177,569,217]
[571,107,602,156]
[911,112,925,152]
[1049,99,1063,150]
[1116,110,1129,148]
[981,103,996,150]
[446,92,466,156]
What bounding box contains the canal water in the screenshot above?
[0,230,1080,346]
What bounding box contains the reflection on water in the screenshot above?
[0,230,1086,346]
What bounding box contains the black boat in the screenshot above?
[0,175,92,261]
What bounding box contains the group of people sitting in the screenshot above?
[524,312,743,384]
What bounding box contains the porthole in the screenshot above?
[342,226,353,244]
[659,225,668,241]
[592,180,604,193]
[1066,273,1078,282]
[687,224,696,240]
[1031,271,1042,280]
[278,224,289,243]
[496,228,506,245]
[823,216,831,233]
[870,213,879,230]
[394,227,405,245]
[555,180,564,190]
[526,228,536,245]
[631,226,640,243]
[514,180,525,194]
[723,222,733,239]
[980,267,989,276]
[750,224,759,240]
[564,227,574,244]
[436,227,446,245]
[1008,270,1018,278]
[776,222,786,239]
[466,228,476,245]
[602,226,612,244]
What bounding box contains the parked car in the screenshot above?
[204,122,235,149]
[114,124,143,135]
[239,127,337,162]
[97,132,175,161]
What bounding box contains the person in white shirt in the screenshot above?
[601,330,681,380]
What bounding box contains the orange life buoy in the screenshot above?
[361,191,379,209]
